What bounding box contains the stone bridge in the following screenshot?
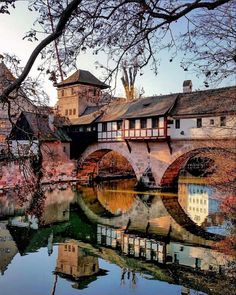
[77,139,235,189]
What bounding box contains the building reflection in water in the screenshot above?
[55,239,103,289]
[97,224,234,274]
[0,221,18,276]
[178,181,211,226]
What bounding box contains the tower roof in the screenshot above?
[56,69,109,89]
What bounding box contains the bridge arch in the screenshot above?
[160,146,232,190]
[77,142,141,182]
[77,141,234,188]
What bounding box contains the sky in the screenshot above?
[0,1,232,106]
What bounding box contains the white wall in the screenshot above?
[169,115,236,139]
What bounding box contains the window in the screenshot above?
[61,89,64,96]
[152,117,159,128]
[129,119,136,129]
[69,109,72,115]
[71,87,74,95]
[175,119,180,129]
[65,109,68,116]
[102,123,107,132]
[79,126,84,132]
[197,118,202,128]
[93,88,97,96]
[117,121,122,130]
[220,116,226,127]
[210,119,214,125]
[73,108,76,115]
[141,118,147,129]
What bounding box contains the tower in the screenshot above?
[56,69,109,120]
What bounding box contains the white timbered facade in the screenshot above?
[97,121,123,142]
[124,117,167,139]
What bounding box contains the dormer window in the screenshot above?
[143,102,150,107]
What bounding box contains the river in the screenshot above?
[0,177,235,295]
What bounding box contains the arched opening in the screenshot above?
[77,149,137,184]
[161,147,234,191]
[161,147,235,235]
[97,151,135,180]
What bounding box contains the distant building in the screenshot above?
[178,182,210,225]
[8,111,71,159]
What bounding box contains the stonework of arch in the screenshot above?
[77,139,235,188]
[77,142,141,181]
[160,145,234,190]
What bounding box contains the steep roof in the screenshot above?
[56,69,109,89]
[171,86,236,117]
[122,94,178,119]
[9,112,71,142]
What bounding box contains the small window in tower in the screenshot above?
[61,89,64,96]
[175,119,180,129]
[65,109,68,116]
[93,88,97,96]
[73,108,76,115]
[220,116,226,127]
[197,118,202,128]
[69,109,72,115]
[71,87,74,95]
[210,119,214,125]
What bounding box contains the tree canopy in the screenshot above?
[0,0,235,102]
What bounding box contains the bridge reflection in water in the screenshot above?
[77,179,234,275]
[0,178,235,295]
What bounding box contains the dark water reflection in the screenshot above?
[0,177,235,295]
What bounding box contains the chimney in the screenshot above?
[183,80,192,93]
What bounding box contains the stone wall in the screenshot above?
[0,141,76,190]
